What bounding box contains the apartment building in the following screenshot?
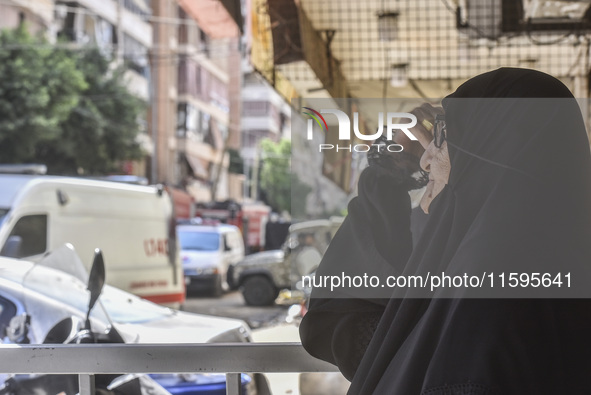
[152,0,242,202]
[240,72,291,200]
[0,0,154,177]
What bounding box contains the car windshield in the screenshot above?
[179,230,220,251]
[99,285,171,324]
[23,245,169,333]
[0,208,8,226]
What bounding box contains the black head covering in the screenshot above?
[301,68,591,393]
[385,68,591,300]
[348,68,591,394]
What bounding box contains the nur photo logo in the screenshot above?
[303,108,419,152]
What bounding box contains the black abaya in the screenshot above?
[300,68,591,394]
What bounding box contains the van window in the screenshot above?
[178,230,220,251]
[223,234,231,251]
[0,296,16,338]
[7,214,47,257]
[0,209,8,225]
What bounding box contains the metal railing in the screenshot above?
[0,342,338,395]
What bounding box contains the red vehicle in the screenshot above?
[166,187,195,220]
[195,201,271,254]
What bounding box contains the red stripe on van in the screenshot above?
[143,292,186,305]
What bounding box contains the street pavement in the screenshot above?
[183,290,289,329]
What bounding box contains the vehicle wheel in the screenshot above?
[212,274,223,297]
[227,265,238,290]
[241,275,278,306]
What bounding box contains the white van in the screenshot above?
[0,174,184,307]
[177,222,245,296]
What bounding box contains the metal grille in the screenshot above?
[289,0,590,88]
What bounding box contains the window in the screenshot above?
[122,0,152,20]
[3,214,47,258]
[178,230,220,251]
[201,112,211,139]
[177,102,200,138]
[178,57,201,97]
[243,101,270,117]
[123,34,148,76]
[0,296,16,340]
[0,208,8,226]
[57,4,117,50]
[200,29,210,56]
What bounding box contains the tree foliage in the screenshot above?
[259,138,290,212]
[0,25,85,163]
[0,25,145,175]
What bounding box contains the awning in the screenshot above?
[178,0,240,39]
[185,154,210,180]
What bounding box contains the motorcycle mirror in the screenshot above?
[43,317,79,344]
[86,248,106,329]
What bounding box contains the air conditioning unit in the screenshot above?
[457,0,503,39]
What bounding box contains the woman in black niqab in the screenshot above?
[301,68,591,394]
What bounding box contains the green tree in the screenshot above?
[0,25,86,163]
[259,138,290,212]
[0,25,145,174]
[38,48,145,174]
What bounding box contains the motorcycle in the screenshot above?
[0,247,172,395]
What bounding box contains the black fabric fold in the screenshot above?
[300,165,416,380]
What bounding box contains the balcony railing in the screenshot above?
[0,342,338,395]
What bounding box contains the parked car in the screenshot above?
[228,218,344,306]
[0,244,268,394]
[0,174,184,308]
[178,221,245,296]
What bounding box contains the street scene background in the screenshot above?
[1,0,591,394]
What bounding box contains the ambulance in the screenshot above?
[0,173,185,308]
